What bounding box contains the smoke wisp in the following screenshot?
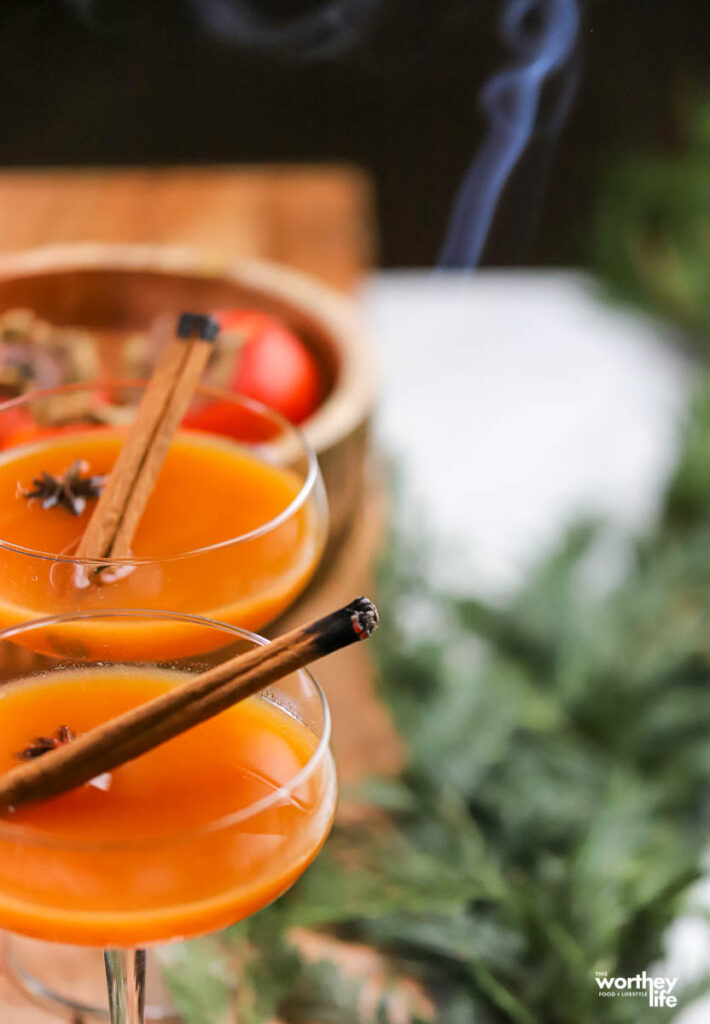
[184,0,381,60]
[439,0,580,268]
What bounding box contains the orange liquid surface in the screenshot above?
[0,668,336,946]
[0,430,323,651]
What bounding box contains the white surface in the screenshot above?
[362,270,695,595]
[664,850,710,1024]
[361,269,709,1022]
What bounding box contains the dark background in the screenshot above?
[0,0,707,267]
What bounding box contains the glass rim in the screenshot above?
[0,380,321,566]
[0,608,332,850]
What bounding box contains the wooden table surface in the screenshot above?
[0,166,374,293]
[0,165,395,1022]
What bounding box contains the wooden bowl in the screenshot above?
[0,243,377,543]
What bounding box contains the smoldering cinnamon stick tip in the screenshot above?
[176,312,220,342]
[309,597,379,655]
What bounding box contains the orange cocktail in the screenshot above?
[0,668,335,946]
[0,384,327,653]
[0,610,336,1024]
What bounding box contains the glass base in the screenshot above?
[1,934,180,1022]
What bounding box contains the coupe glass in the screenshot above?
[0,610,337,1024]
[0,382,328,652]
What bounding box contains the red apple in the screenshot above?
[215,310,321,425]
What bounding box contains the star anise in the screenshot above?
[17,725,75,761]
[24,460,105,516]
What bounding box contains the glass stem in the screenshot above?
[104,949,146,1024]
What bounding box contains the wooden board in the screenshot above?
[273,475,399,786]
[0,167,374,293]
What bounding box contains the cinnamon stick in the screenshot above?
[75,312,219,570]
[0,597,378,812]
